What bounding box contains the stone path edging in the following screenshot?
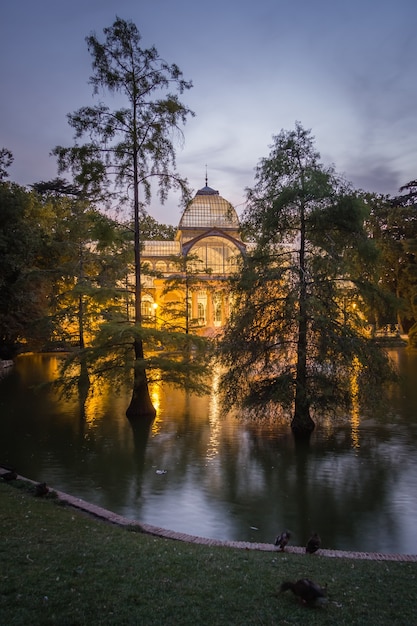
[3,471,417,562]
[55,488,417,562]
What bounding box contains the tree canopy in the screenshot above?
[365,185,417,335]
[52,18,207,419]
[0,181,56,356]
[219,123,395,438]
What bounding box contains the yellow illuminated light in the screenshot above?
[350,356,361,449]
[150,384,163,435]
[151,385,161,414]
[207,371,221,460]
[80,371,115,427]
[83,390,104,426]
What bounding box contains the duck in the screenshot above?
[34,482,49,497]
[306,532,321,554]
[2,469,17,481]
[274,530,291,551]
[280,578,328,606]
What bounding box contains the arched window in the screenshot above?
[189,236,241,275]
[197,291,207,324]
[197,302,205,323]
[155,261,167,273]
[141,296,155,320]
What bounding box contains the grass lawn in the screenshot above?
[1,480,416,625]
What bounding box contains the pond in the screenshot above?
[1,348,416,555]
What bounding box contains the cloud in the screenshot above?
[2,0,417,223]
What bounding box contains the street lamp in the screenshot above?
[152,302,158,327]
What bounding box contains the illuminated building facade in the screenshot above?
[141,182,246,336]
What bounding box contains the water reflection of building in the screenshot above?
[141,181,246,336]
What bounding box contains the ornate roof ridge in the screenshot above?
[196,185,219,196]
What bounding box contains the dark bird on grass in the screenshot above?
[2,469,17,481]
[34,482,49,497]
[280,578,328,607]
[306,532,321,554]
[274,530,291,551]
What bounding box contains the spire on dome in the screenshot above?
[196,165,218,195]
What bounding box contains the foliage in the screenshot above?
[139,214,176,241]
[0,148,13,181]
[52,17,195,418]
[365,182,417,333]
[32,177,82,198]
[398,179,417,205]
[33,178,131,350]
[219,123,395,437]
[56,321,211,400]
[160,253,214,334]
[53,18,193,207]
[1,482,417,626]
[0,182,57,356]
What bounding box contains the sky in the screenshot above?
[1,0,417,224]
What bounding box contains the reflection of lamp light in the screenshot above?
[350,356,361,450]
[207,370,221,460]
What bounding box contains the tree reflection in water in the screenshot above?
[0,349,416,554]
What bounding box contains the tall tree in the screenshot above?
[388,181,417,335]
[0,182,55,356]
[365,185,417,334]
[219,123,394,439]
[53,17,194,419]
[33,179,129,352]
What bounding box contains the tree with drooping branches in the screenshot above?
[219,123,395,439]
[54,17,197,419]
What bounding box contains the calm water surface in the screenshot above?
[1,349,417,555]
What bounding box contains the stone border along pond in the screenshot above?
[2,469,417,562]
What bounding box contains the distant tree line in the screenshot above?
[0,173,167,357]
[2,149,415,362]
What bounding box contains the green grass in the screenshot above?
[1,481,416,625]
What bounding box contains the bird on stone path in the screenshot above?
[280,578,328,607]
[34,482,49,497]
[274,530,291,551]
[306,532,321,554]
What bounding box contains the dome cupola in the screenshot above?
[178,183,239,230]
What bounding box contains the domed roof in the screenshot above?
[178,184,239,230]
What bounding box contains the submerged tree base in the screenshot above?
[126,391,156,420]
[126,339,157,420]
[126,371,156,421]
[291,414,315,440]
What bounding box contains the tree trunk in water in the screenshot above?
[291,319,315,438]
[126,338,156,420]
[291,194,315,440]
[126,136,155,420]
[291,389,315,439]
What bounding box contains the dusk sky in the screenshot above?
[1,0,416,224]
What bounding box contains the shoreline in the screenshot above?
[3,469,416,562]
